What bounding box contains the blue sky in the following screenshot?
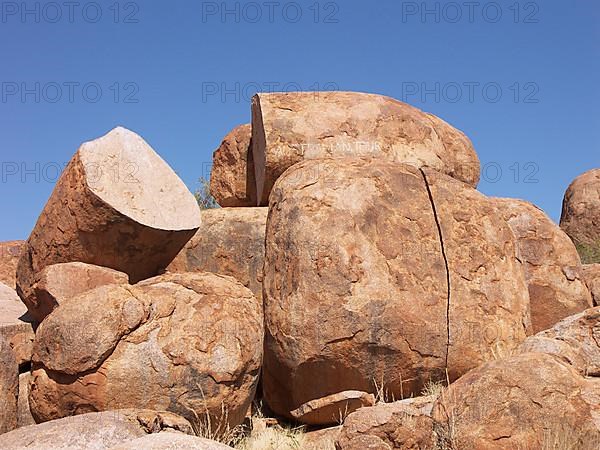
[0,0,598,240]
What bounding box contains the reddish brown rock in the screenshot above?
[560,169,600,264]
[336,400,434,450]
[0,337,18,434]
[0,241,25,289]
[583,264,600,306]
[494,198,592,332]
[30,272,263,432]
[1,283,35,368]
[0,409,194,450]
[26,262,129,323]
[290,391,375,426]
[17,373,35,428]
[432,353,600,450]
[210,124,256,207]
[252,91,480,205]
[16,127,201,321]
[108,432,233,450]
[263,159,529,424]
[302,426,341,450]
[167,208,267,301]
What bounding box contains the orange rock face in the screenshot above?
[560,168,600,264]
[167,208,267,301]
[583,264,600,306]
[493,198,592,332]
[432,353,600,450]
[16,127,201,320]
[262,159,529,423]
[209,124,257,207]
[30,272,263,431]
[252,92,480,205]
[26,262,129,323]
[0,241,25,289]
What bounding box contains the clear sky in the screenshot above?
[0,0,598,240]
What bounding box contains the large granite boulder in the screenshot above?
[0,241,25,289]
[251,91,480,205]
[0,409,194,450]
[432,353,600,449]
[209,124,256,207]
[16,127,200,320]
[263,158,530,424]
[560,168,600,264]
[29,272,263,432]
[167,208,267,301]
[494,198,592,332]
[26,262,129,323]
[108,432,233,450]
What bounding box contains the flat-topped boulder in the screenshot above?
[16,127,200,321]
[252,91,480,205]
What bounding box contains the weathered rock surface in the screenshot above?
[301,426,341,450]
[432,353,600,450]
[0,337,18,434]
[1,283,35,367]
[0,241,25,289]
[167,208,267,300]
[519,307,600,376]
[583,264,600,306]
[252,91,480,205]
[17,373,35,428]
[290,391,375,426]
[0,409,194,450]
[16,127,201,321]
[560,168,600,264]
[30,272,263,432]
[26,262,129,323]
[335,400,434,450]
[210,124,256,207]
[494,198,592,332]
[263,159,530,423]
[108,432,233,450]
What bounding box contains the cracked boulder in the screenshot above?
[26,262,129,323]
[167,208,267,301]
[560,168,600,264]
[583,264,600,306]
[0,241,25,289]
[209,124,256,207]
[252,91,480,205]
[492,198,592,332]
[263,159,530,424]
[432,352,600,449]
[0,409,195,450]
[29,272,263,432]
[16,127,200,321]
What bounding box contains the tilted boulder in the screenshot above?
[0,337,18,434]
[432,353,600,450]
[209,124,256,207]
[30,272,263,432]
[0,241,25,289]
[251,91,480,205]
[0,409,195,450]
[583,264,600,305]
[560,168,600,264]
[16,127,200,320]
[493,198,592,332]
[290,391,375,426]
[26,262,129,323]
[263,159,530,424]
[167,208,267,301]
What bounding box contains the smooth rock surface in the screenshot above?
[583,264,600,306]
[16,127,200,320]
[290,391,375,426]
[27,262,129,323]
[30,272,263,432]
[0,409,194,450]
[560,168,600,264]
[252,91,480,205]
[210,124,256,207]
[108,432,233,449]
[494,198,592,332]
[263,159,530,423]
[167,208,267,301]
[0,241,25,289]
[432,353,600,450]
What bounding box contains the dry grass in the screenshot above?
[541,425,600,450]
[236,425,305,450]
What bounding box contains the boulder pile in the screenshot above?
[0,92,598,449]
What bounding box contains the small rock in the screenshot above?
[290,391,375,425]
